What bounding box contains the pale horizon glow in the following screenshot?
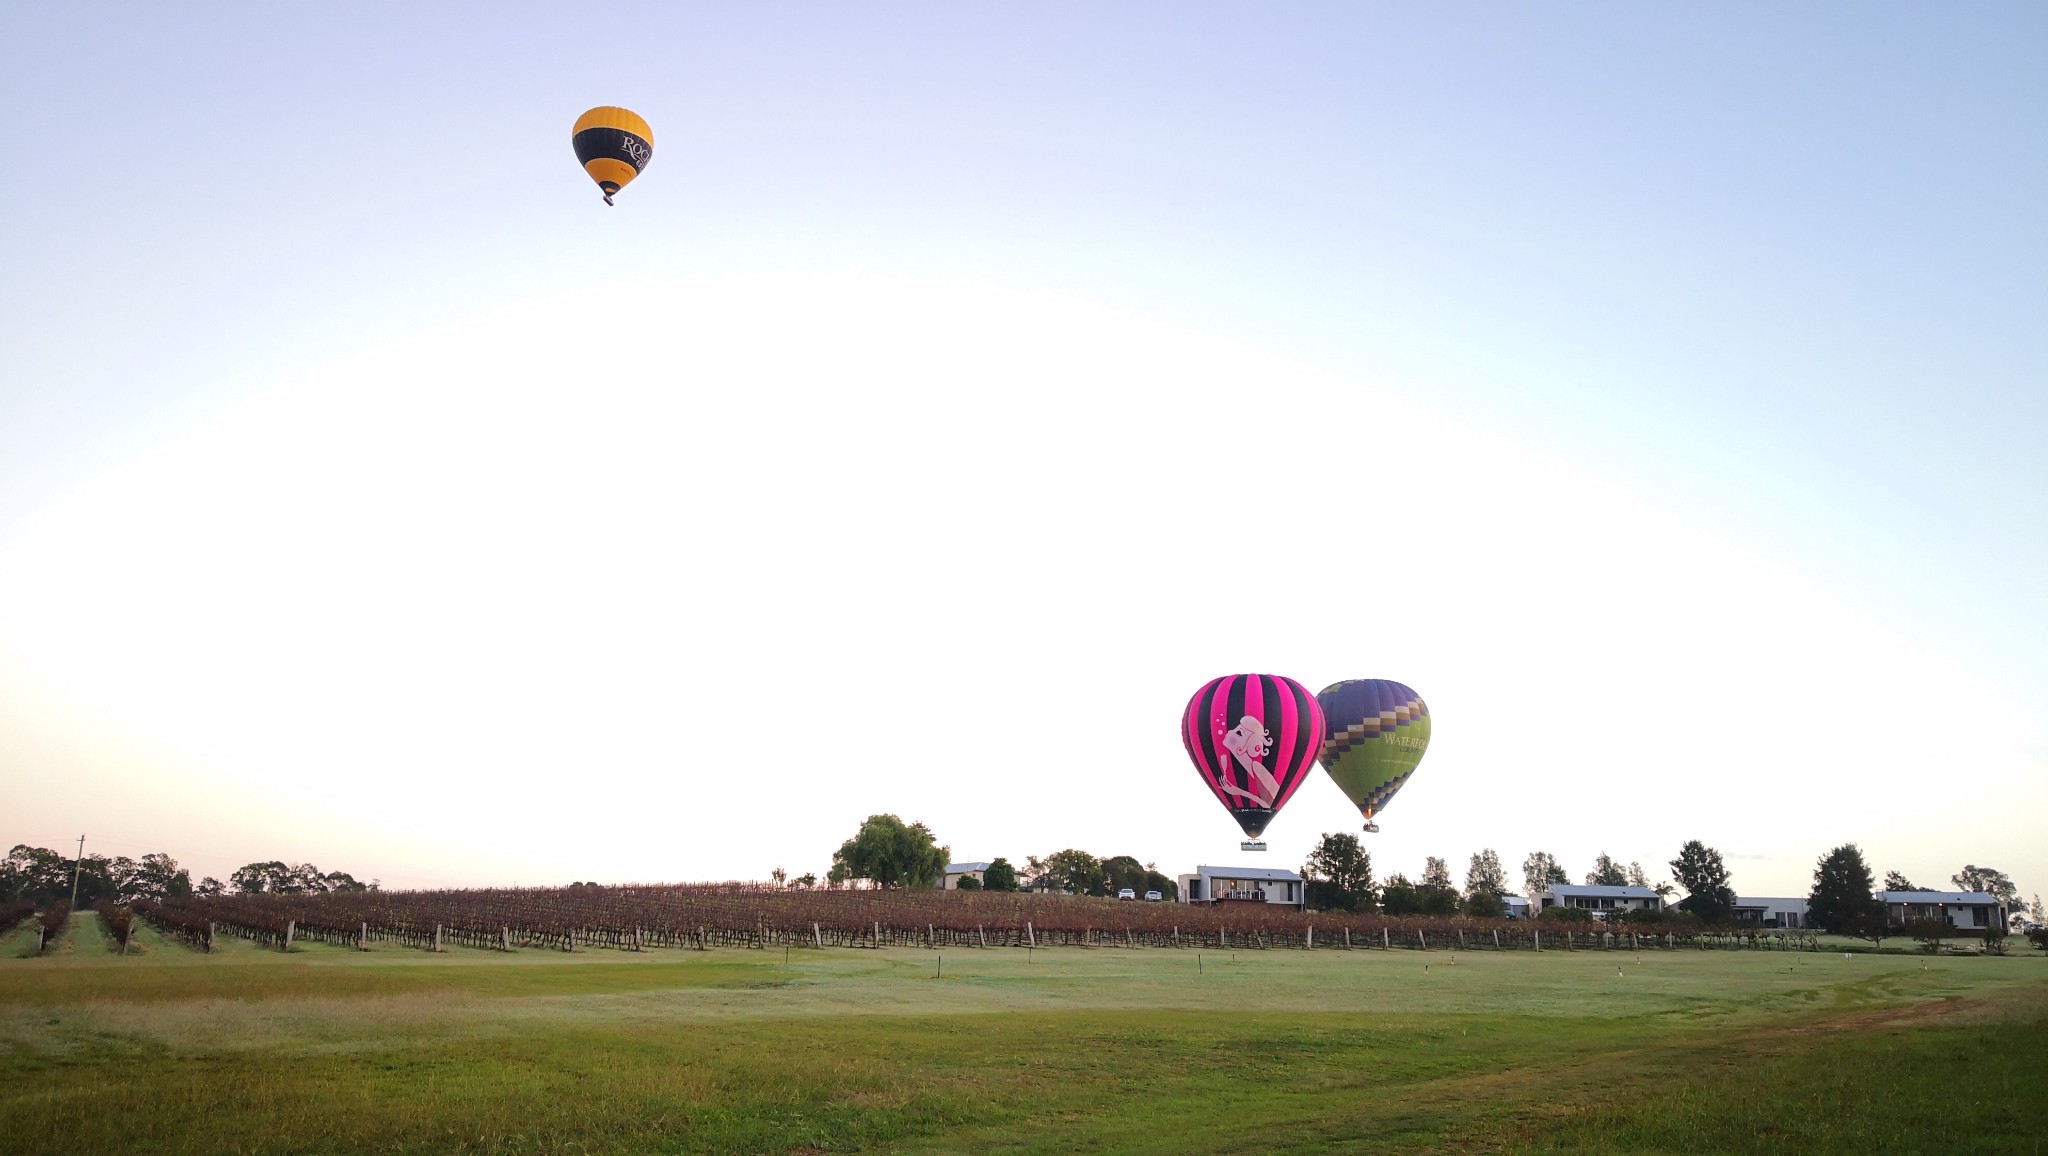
[2,4,2042,904]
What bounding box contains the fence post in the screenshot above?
[874,921,881,949]
[1306,925,1313,949]
[1383,927,1390,950]
[979,924,986,948]
[813,921,822,948]
[283,920,295,952]
[1026,921,1035,948]
[1494,930,1501,949]
[1535,928,1541,950]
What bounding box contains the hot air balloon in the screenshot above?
[1316,679,1430,833]
[1182,674,1325,849]
[572,106,654,205]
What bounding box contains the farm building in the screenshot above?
[1731,897,1809,928]
[1176,866,1305,909]
[1535,884,1663,917]
[938,862,991,890]
[1878,891,2009,936]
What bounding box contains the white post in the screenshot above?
[928,923,935,948]
[1494,930,1501,949]
[1345,927,1352,949]
[979,924,987,948]
[1306,925,1314,949]
[873,920,881,949]
[813,921,822,948]
[434,924,442,952]
[1383,927,1390,949]
[283,920,295,952]
[1026,921,1035,948]
[502,926,511,951]
[1535,928,1541,950]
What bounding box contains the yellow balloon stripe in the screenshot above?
[573,106,653,144]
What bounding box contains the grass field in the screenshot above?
[2,915,2042,1154]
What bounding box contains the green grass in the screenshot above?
[1,916,2042,1153]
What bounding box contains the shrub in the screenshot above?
[1904,918,1949,953]
[953,874,982,891]
[1537,906,1593,923]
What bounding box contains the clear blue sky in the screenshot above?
[3,4,2042,901]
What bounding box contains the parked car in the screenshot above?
[1143,890,1163,902]
[1117,888,1136,900]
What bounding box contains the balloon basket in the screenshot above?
[1239,841,1267,852]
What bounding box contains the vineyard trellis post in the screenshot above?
[813,922,822,948]
[283,920,295,953]
[1383,927,1390,950]
[1306,925,1314,950]
[1026,921,1035,948]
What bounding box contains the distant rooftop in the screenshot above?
[1543,884,1659,899]
[943,862,992,874]
[1192,865,1304,882]
[1880,890,2005,904]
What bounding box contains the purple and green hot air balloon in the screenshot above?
[1316,679,1431,833]
[1182,674,1326,848]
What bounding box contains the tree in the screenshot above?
[1142,870,1179,901]
[1950,865,2019,909]
[1807,843,1882,934]
[1030,850,1104,896]
[830,815,950,889]
[792,873,817,889]
[954,873,982,891]
[1845,908,1891,951]
[3,845,76,904]
[1100,856,1149,897]
[982,858,1018,892]
[1585,853,1627,887]
[196,876,225,896]
[1302,833,1375,912]
[120,853,193,902]
[1522,852,1569,898]
[1379,874,1421,915]
[1883,870,1916,892]
[770,867,787,888]
[1463,849,1508,901]
[1463,891,1505,918]
[1420,857,1453,890]
[1668,841,1736,924]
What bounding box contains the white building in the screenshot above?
[1177,866,1305,909]
[1535,884,1663,917]
[939,862,992,890]
[1731,897,1809,929]
[1501,894,1531,919]
[1879,890,2009,936]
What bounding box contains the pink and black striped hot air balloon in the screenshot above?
[1182,674,1326,846]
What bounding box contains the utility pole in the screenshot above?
[69,834,85,908]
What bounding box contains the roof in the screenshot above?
[944,862,992,874]
[1543,885,1659,899]
[1880,891,2005,905]
[1732,897,1808,907]
[1192,865,1304,882]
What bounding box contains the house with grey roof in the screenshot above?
[939,862,992,890]
[1879,890,2009,936]
[1176,865,1304,909]
[1535,884,1663,918]
[1731,897,1809,928]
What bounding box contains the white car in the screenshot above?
[1117,888,1136,900]
[1143,890,1163,902]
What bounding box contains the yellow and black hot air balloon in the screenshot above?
[572,106,653,205]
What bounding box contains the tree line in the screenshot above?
[793,815,1178,900]
[2,844,375,906]
[1298,834,1744,923]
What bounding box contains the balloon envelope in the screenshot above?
[1316,679,1431,828]
[572,106,653,204]
[1182,674,1326,840]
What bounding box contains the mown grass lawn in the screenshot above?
[1,917,2041,1153]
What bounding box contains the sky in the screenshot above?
[2,4,2043,903]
